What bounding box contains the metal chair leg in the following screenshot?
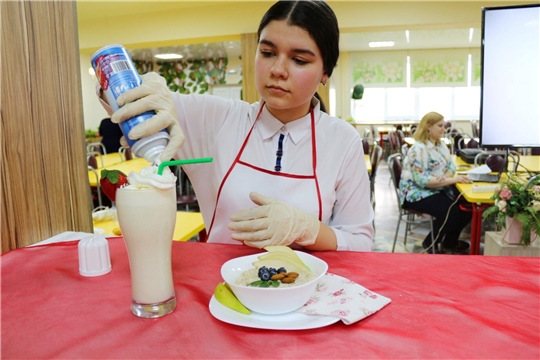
[429,218,436,254]
[392,217,402,253]
[404,214,412,248]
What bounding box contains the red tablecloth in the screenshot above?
[2,238,539,359]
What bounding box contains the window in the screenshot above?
[353,86,480,121]
[349,50,481,121]
[353,88,385,121]
[386,88,416,118]
[418,87,452,117]
[454,86,480,118]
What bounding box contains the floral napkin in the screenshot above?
[294,273,391,325]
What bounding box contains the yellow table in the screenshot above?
[453,155,472,168]
[455,171,511,203]
[88,158,151,186]
[93,211,205,242]
[94,153,124,168]
[455,182,497,204]
[365,154,372,173]
[456,180,501,255]
[518,156,540,172]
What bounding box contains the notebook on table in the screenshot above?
[467,152,507,183]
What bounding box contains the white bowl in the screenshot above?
[221,251,328,315]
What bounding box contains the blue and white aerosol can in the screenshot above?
[91,44,169,163]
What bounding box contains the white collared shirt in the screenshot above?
[172,94,374,251]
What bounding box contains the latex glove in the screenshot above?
[228,192,320,249]
[111,72,185,162]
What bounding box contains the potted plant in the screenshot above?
[85,129,102,144]
[482,173,540,245]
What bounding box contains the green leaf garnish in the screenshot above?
[248,279,281,288]
[100,169,127,184]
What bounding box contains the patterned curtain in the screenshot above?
[158,43,228,94]
[351,51,407,88]
[410,49,468,87]
[130,43,229,94]
[131,48,154,75]
[350,48,476,88]
[470,48,481,86]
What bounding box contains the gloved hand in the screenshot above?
[228,192,320,249]
[111,72,185,162]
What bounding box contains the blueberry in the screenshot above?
[269,268,277,276]
[258,266,268,277]
[260,272,271,281]
[277,267,287,274]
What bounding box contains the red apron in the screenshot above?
[206,105,322,244]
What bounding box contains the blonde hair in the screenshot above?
[413,111,444,145]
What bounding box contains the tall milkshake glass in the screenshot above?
[116,183,177,318]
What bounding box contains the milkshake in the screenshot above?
[116,165,177,318]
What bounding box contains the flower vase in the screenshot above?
[502,217,538,245]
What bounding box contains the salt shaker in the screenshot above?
[78,235,112,277]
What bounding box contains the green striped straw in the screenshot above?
[157,157,213,175]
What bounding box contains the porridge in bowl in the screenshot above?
[221,246,328,314]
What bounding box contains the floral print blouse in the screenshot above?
[399,140,455,204]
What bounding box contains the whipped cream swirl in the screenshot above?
[126,165,176,190]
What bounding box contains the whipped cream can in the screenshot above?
[91,44,169,162]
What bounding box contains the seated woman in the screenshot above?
[399,112,472,253]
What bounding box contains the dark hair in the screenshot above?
[257,0,340,77]
[313,92,327,113]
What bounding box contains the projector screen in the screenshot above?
[480,4,540,148]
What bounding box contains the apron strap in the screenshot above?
[206,104,265,240]
[207,103,323,241]
[309,109,322,220]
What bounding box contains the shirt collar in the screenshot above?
[427,140,446,153]
[257,99,320,144]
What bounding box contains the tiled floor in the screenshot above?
[372,159,478,254]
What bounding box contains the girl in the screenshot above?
[104,1,374,251]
